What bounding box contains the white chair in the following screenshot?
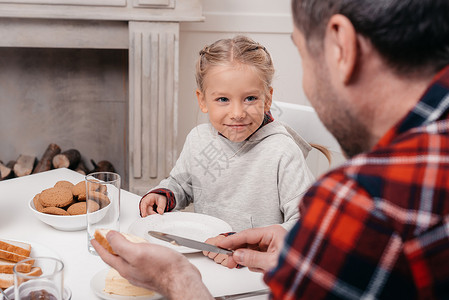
[271,101,346,178]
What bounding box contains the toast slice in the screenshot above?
[0,267,42,289]
[0,258,32,274]
[94,229,148,255]
[0,239,31,257]
[0,249,33,264]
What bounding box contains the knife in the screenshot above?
[148,231,234,255]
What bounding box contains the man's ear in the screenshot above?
[325,14,358,84]
[264,87,273,112]
[196,89,208,113]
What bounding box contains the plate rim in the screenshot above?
[127,211,233,254]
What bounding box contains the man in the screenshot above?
[93,0,449,298]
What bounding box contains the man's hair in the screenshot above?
[291,0,449,75]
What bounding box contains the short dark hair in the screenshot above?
[292,0,449,75]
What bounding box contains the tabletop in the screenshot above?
[0,168,268,300]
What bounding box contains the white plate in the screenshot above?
[128,212,233,253]
[26,240,61,259]
[90,269,162,300]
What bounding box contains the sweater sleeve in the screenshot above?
[277,141,315,231]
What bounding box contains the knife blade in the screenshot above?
[148,231,233,255]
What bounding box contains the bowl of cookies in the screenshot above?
[29,180,111,231]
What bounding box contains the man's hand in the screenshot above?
[92,230,213,300]
[216,225,287,273]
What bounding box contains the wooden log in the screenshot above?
[52,149,81,169]
[0,161,12,180]
[90,160,116,173]
[6,161,16,179]
[6,161,16,169]
[13,155,36,177]
[75,159,89,175]
[32,143,61,174]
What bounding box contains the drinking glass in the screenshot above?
[86,172,121,255]
[14,257,64,300]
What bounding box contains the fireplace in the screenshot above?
[0,1,203,194]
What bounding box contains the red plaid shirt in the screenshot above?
[264,65,449,299]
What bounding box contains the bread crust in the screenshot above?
[0,267,42,289]
[0,258,31,274]
[94,229,149,256]
[0,239,31,257]
[0,249,33,264]
[94,229,116,255]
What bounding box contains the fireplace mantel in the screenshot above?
[0,1,203,194]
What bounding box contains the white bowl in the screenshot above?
[29,199,109,231]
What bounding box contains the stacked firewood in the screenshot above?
[0,143,116,181]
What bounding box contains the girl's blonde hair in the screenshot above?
[195,35,275,97]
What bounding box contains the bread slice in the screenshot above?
[0,267,42,289]
[0,249,33,264]
[0,272,13,289]
[104,268,155,297]
[94,229,148,255]
[0,258,32,274]
[26,266,43,277]
[0,239,31,257]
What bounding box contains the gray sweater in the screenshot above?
[151,121,315,232]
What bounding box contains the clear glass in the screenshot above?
[86,171,121,255]
[14,257,64,300]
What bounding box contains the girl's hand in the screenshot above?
[139,193,167,217]
[202,235,236,268]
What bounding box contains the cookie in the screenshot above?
[86,199,100,213]
[41,207,70,216]
[98,184,107,194]
[39,187,74,208]
[33,193,44,212]
[54,180,75,190]
[88,191,111,209]
[86,180,101,192]
[67,202,87,215]
[71,181,87,201]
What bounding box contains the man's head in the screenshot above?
[291,0,449,157]
[292,0,449,76]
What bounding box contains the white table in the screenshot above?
[0,168,268,299]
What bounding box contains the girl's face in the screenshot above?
[196,63,273,142]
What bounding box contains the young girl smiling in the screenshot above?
[140,36,316,232]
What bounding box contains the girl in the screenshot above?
[139,36,319,232]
